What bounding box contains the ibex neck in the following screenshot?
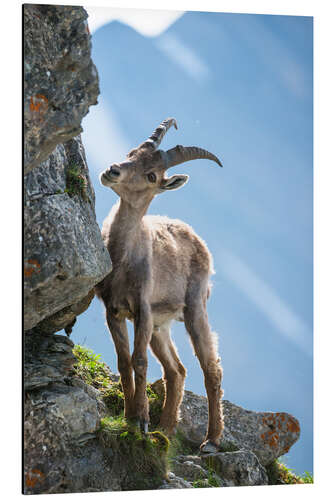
[116,198,150,229]
[108,198,151,262]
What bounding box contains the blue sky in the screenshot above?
[71,8,313,475]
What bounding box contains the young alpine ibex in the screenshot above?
[95,118,224,452]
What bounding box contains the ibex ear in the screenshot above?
[160,174,189,191]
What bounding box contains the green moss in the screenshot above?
[72,345,125,416]
[168,429,197,459]
[100,415,127,433]
[73,346,167,421]
[102,383,125,415]
[149,431,170,453]
[65,164,88,200]
[266,459,313,485]
[99,416,169,490]
[73,345,212,489]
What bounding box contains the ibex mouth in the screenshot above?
[100,170,119,186]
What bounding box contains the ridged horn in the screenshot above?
[142,117,178,150]
[165,145,223,168]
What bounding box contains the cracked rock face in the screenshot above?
[24,4,111,332]
[24,339,301,493]
[24,379,121,493]
[202,451,268,487]
[24,334,119,494]
[24,135,111,331]
[179,391,300,466]
[24,330,77,390]
[24,4,99,174]
[24,336,164,494]
[170,456,209,482]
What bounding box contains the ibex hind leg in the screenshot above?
[184,281,224,451]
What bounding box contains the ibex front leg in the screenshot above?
[106,312,135,418]
[132,301,153,432]
[150,324,186,435]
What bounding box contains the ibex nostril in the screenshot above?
[109,166,120,177]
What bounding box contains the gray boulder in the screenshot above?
[24,4,99,174]
[221,398,301,466]
[179,390,300,466]
[169,452,267,488]
[170,457,209,482]
[202,451,268,487]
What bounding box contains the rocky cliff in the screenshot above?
[24,341,302,493]
[24,4,111,333]
[23,5,112,490]
[23,4,302,494]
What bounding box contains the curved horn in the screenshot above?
[143,117,178,150]
[165,145,223,168]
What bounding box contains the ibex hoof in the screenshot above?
[135,419,149,434]
[199,440,219,454]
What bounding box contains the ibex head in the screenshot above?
[100,118,222,208]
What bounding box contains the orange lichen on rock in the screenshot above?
[25,468,45,488]
[259,411,300,457]
[30,94,48,113]
[269,433,279,448]
[261,430,279,448]
[24,259,41,277]
[287,417,300,434]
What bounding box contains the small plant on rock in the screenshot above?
[72,345,125,415]
[65,164,88,200]
[266,459,313,485]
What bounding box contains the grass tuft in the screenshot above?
[72,345,125,415]
[266,459,313,485]
[192,472,220,488]
[72,345,170,489]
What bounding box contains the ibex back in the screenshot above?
[95,118,224,452]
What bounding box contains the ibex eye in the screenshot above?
[147,172,156,183]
